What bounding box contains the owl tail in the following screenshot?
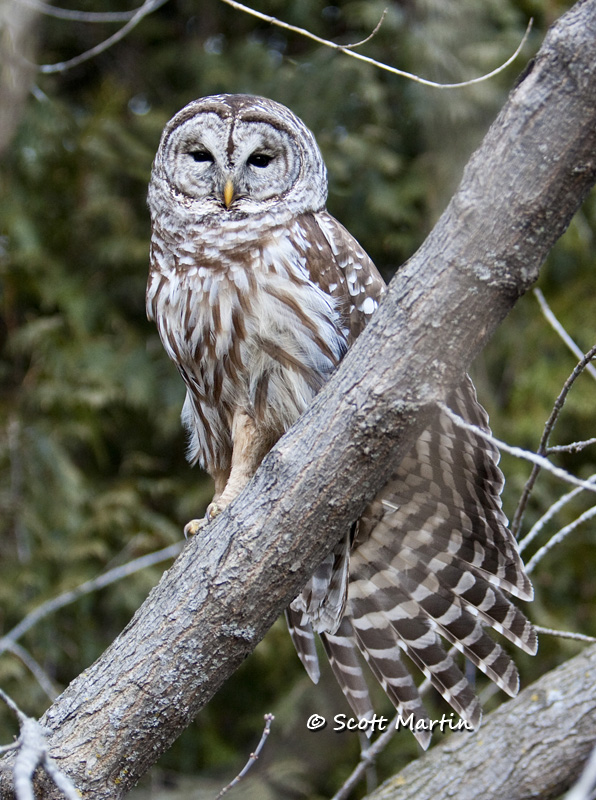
[289,528,352,634]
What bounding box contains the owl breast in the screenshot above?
[147,216,348,472]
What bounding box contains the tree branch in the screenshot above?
[512,340,596,536]
[219,0,533,89]
[2,0,596,796]
[439,402,596,495]
[37,0,168,74]
[363,643,596,800]
[534,288,596,382]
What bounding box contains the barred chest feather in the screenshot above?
[147,216,348,471]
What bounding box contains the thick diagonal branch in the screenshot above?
[2,1,596,797]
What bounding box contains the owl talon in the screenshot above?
[184,518,208,538]
[206,501,223,521]
[184,502,224,538]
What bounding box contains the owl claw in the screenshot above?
[184,518,208,538]
[183,502,224,538]
[206,501,223,521]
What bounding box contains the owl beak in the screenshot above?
[223,179,234,208]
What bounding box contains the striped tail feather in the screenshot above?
[348,571,483,734]
[349,552,526,699]
[358,526,537,656]
[350,619,435,749]
[285,606,320,684]
[319,618,376,727]
[290,530,351,634]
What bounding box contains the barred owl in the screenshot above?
[147,94,536,747]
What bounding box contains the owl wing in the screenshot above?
[286,212,535,746]
[308,211,386,341]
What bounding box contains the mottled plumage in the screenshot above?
[147,94,536,747]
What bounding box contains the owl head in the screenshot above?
[148,94,328,226]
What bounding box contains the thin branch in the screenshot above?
[214,713,274,799]
[0,542,182,656]
[548,438,596,454]
[519,475,596,554]
[37,0,169,74]
[342,9,387,50]
[535,289,596,382]
[438,403,596,497]
[535,626,596,644]
[4,643,58,702]
[0,689,21,719]
[511,340,596,537]
[18,0,141,23]
[331,716,400,800]
[219,0,533,90]
[0,688,80,800]
[525,504,596,574]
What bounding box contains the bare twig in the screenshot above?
[548,438,596,455]
[535,626,596,644]
[4,643,58,702]
[342,8,387,50]
[438,404,596,497]
[0,688,80,800]
[219,0,533,90]
[18,0,141,23]
[331,715,403,800]
[519,475,596,554]
[0,542,182,657]
[37,0,169,73]
[525,504,596,574]
[511,340,596,537]
[331,717,398,800]
[214,713,274,799]
[535,289,596,382]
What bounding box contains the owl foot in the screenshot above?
[206,501,223,521]
[183,501,224,538]
[184,518,208,538]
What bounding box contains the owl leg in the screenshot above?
[207,410,273,517]
[184,469,229,537]
[208,468,230,507]
[184,412,272,536]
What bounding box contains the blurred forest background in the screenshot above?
[1,1,595,798]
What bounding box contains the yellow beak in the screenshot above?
[223,179,234,208]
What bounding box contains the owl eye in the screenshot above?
[247,152,273,168]
[189,150,214,163]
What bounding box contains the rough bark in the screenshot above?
[2,0,596,796]
[366,643,596,800]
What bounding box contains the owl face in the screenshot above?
[150,94,328,223]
